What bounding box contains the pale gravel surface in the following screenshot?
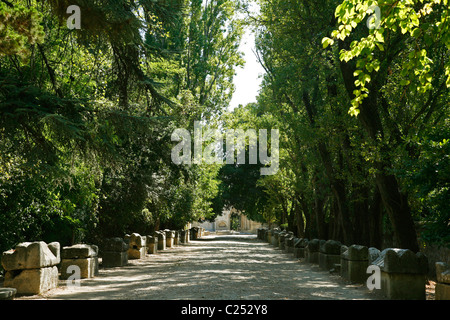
[17,233,384,300]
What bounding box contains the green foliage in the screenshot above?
[0,2,45,58]
[248,0,448,249]
[326,0,450,116]
[0,0,241,250]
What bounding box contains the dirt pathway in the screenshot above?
[18,233,382,300]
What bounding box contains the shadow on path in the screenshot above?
[19,233,381,300]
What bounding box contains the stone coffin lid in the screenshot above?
[285,232,294,240]
[1,241,60,271]
[164,230,175,238]
[146,236,156,244]
[321,240,342,255]
[347,245,369,261]
[436,262,450,284]
[154,231,166,239]
[128,233,146,247]
[372,248,428,274]
[306,239,320,251]
[285,237,295,246]
[103,238,128,252]
[368,247,381,264]
[294,238,309,248]
[61,244,98,259]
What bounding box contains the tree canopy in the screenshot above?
[0,0,448,255]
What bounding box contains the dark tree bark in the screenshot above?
[337,40,419,252]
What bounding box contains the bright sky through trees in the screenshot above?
[229,29,265,111]
[229,2,265,111]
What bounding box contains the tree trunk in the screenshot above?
[294,196,305,238]
[368,187,383,249]
[337,42,419,252]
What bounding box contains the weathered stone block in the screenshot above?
[0,288,16,300]
[184,229,190,243]
[128,247,146,259]
[373,248,428,300]
[101,238,128,267]
[155,231,166,250]
[294,238,309,259]
[319,240,341,271]
[128,233,146,248]
[383,249,428,274]
[340,245,369,283]
[348,245,368,261]
[103,238,128,253]
[165,230,175,248]
[435,262,450,300]
[278,231,287,249]
[436,283,450,300]
[146,236,158,254]
[284,232,295,253]
[4,266,58,295]
[306,239,320,264]
[368,247,381,264]
[61,244,98,259]
[165,230,175,238]
[60,257,99,279]
[191,227,199,240]
[101,251,128,268]
[2,242,60,271]
[174,231,180,246]
[180,230,187,244]
[380,271,426,300]
[436,262,450,284]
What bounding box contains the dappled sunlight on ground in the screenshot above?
[17,234,380,300]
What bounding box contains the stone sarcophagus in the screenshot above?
[305,239,322,264]
[125,233,146,259]
[174,231,180,246]
[284,232,295,253]
[373,248,428,300]
[146,235,157,254]
[435,262,450,300]
[340,245,369,283]
[2,241,60,295]
[101,237,128,268]
[319,240,342,271]
[277,230,287,250]
[60,244,99,280]
[271,229,280,247]
[294,238,309,259]
[154,231,166,250]
[165,230,175,248]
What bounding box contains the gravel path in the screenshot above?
[18,233,382,300]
